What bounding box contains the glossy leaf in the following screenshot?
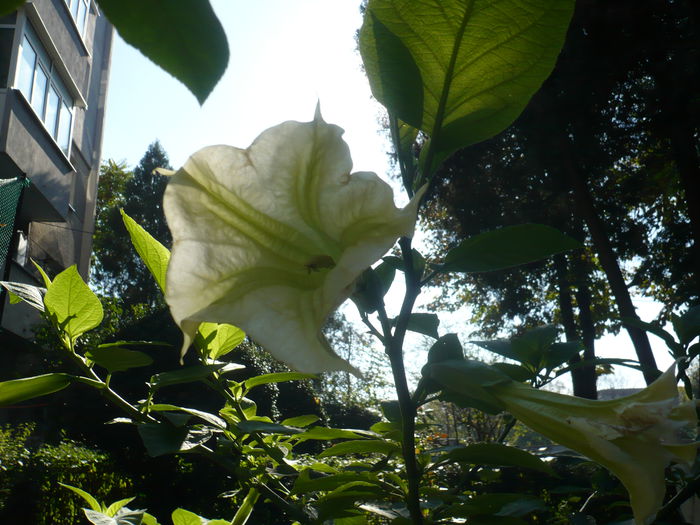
[0,281,46,312]
[426,359,511,413]
[442,494,543,519]
[293,469,380,494]
[98,0,228,104]
[44,265,103,342]
[150,365,223,389]
[403,312,440,339]
[442,225,581,273]
[295,427,367,442]
[171,509,204,525]
[59,482,102,512]
[360,0,575,156]
[121,209,170,293]
[237,420,303,435]
[148,404,226,429]
[231,487,260,525]
[244,372,316,390]
[194,322,245,360]
[137,423,213,457]
[0,373,73,405]
[673,306,700,346]
[491,362,534,382]
[32,259,52,287]
[543,341,582,371]
[427,334,464,363]
[443,443,553,474]
[510,325,559,366]
[105,498,136,518]
[85,347,153,373]
[319,439,400,458]
[281,414,320,428]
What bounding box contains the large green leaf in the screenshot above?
[0,373,73,405]
[295,427,367,442]
[121,210,170,293]
[59,483,103,513]
[442,443,553,474]
[230,487,260,525]
[319,439,400,458]
[244,372,316,390]
[360,0,575,156]
[425,360,511,413]
[292,469,381,494]
[673,306,700,346]
[137,423,212,457]
[0,281,45,312]
[85,346,153,373]
[148,404,226,429]
[98,0,228,104]
[442,224,581,273]
[427,334,464,364]
[194,322,245,360]
[149,365,223,389]
[171,509,208,525]
[44,265,103,342]
[402,312,440,339]
[236,420,304,435]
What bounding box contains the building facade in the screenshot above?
[0,0,112,342]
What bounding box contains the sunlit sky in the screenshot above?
[99,1,672,389]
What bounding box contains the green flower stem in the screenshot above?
[65,343,154,424]
[379,236,424,524]
[197,445,312,525]
[204,374,300,499]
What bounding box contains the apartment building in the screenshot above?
[0,0,112,343]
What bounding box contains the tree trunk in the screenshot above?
[572,255,598,398]
[558,132,660,385]
[554,254,591,397]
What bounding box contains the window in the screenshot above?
[64,0,89,37]
[16,24,75,156]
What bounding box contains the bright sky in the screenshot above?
[100,1,673,390]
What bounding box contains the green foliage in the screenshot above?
[3,2,698,524]
[120,210,170,295]
[97,0,227,104]
[92,143,173,308]
[360,0,575,163]
[0,373,73,405]
[441,224,582,273]
[0,424,132,525]
[44,265,104,345]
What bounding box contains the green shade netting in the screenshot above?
[0,176,30,275]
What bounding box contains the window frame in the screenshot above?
[16,22,75,158]
[63,0,90,39]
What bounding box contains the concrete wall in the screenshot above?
[0,1,112,337]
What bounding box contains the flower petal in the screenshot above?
[164,111,422,373]
[489,364,697,525]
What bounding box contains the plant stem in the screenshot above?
[655,473,700,522]
[379,236,424,524]
[67,343,154,423]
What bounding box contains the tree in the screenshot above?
[422,0,698,393]
[92,141,172,307]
